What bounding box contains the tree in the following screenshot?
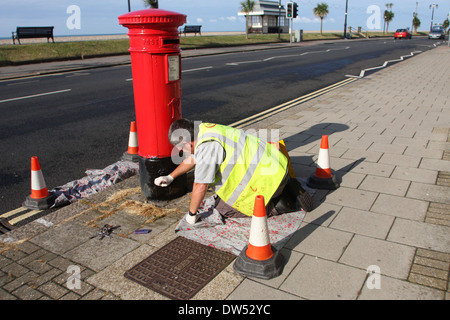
[412,16,421,33]
[240,0,255,39]
[143,0,158,8]
[443,19,449,35]
[384,11,394,33]
[383,3,394,34]
[313,3,329,35]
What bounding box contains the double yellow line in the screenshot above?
[229,77,357,129]
[0,207,42,226]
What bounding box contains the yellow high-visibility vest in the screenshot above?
[195,123,288,216]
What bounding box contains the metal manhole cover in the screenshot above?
[124,236,236,300]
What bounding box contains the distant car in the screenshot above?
[428,28,445,40]
[394,29,412,39]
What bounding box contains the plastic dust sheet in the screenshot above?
[175,195,306,256]
[50,160,139,208]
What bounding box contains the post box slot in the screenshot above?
[162,39,180,46]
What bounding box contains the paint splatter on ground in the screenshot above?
[175,196,305,256]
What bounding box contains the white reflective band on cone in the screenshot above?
[317,148,330,169]
[128,132,138,147]
[248,216,270,246]
[31,170,46,190]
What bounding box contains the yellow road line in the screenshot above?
[9,210,42,225]
[0,206,28,218]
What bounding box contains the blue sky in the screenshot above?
[1,0,449,38]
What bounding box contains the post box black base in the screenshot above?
[138,156,187,200]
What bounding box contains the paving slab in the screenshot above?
[407,182,450,204]
[63,235,140,272]
[350,161,395,177]
[280,255,367,300]
[340,235,415,279]
[324,187,378,211]
[329,207,394,239]
[390,166,437,184]
[358,276,444,300]
[30,221,92,255]
[284,223,353,261]
[358,175,410,197]
[370,194,429,221]
[227,279,301,300]
[387,218,450,253]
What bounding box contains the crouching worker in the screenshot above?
[154,119,313,224]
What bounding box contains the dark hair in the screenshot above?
[168,118,196,146]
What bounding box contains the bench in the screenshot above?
[12,26,55,45]
[180,25,202,36]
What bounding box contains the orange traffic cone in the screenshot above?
[23,156,55,209]
[307,135,339,190]
[246,195,274,261]
[233,195,284,279]
[122,121,139,162]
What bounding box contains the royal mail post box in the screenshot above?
[119,9,187,200]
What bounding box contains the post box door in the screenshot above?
[132,52,182,159]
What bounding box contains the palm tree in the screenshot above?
[384,11,395,33]
[412,16,421,34]
[313,3,329,35]
[383,3,393,34]
[240,0,255,39]
[143,0,158,8]
[443,18,449,35]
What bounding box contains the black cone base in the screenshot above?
[23,193,56,210]
[233,245,285,280]
[121,151,140,163]
[307,174,340,190]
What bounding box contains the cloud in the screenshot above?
[226,16,237,22]
[297,17,320,23]
[296,16,336,23]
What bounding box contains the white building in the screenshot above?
[238,0,289,34]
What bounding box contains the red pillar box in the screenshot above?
[119,9,187,200]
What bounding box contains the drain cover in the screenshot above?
[124,236,236,300]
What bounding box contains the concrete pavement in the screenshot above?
[0,43,449,301]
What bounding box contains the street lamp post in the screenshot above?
[344,0,348,39]
[429,4,438,31]
[278,0,281,39]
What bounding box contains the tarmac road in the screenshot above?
[0,37,438,218]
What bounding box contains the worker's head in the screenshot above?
[168,118,197,154]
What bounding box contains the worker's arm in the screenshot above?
[170,155,195,179]
[185,181,208,224]
[189,182,209,213]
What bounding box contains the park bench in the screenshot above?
[12,26,55,45]
[180,25,202,36]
